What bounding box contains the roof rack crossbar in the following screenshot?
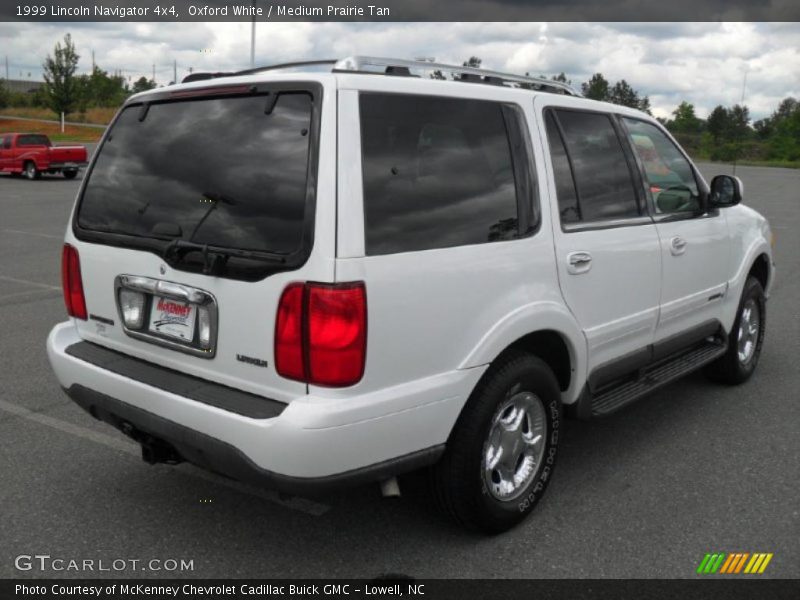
[333,56,582,96]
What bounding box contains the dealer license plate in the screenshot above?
[149,296,197,342]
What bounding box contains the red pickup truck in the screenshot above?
[0,133,88,180]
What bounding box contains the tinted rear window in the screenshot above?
[18,134,50,146]
[360,93,525,255]
[77,92,314,256]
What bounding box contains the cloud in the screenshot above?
[2,21,798,119]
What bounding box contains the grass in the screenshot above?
[0,106,117,126]
[0,118,104,143]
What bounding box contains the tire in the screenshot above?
[430,352,562,533]
[63,170,78,179]
[24,161,40,180]
[705,276,766,385]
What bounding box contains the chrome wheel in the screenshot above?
[737,298,760,365]
[483,390,547,502]
[25,163,37,180]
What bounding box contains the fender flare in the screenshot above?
[722,238,772,331]
[458,300,587,405]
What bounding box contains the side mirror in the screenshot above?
[709,174,743,208]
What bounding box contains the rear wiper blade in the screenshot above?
[162,239,286,275]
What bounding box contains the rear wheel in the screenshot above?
[63,170,78,179]
[24,161,40,180]
[705,276,766,384]
[431,352,561,533]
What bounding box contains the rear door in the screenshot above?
[68,79,336,403]
[538,101,662,387]
[620,117,729,346]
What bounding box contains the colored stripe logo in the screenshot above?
[697,552,773,574]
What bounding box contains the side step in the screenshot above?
[590,336,727,417]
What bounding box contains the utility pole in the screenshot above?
[732,64,750,176]
[152,63,156,84]
[173,59,177,84]
[250,0,256,68]
[91,50,95,71]
[4,55,8,81]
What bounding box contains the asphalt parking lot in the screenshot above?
[0,153,798,579]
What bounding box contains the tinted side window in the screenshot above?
[545,112,580,223]
[1,136,11,149]
[552,110,640,223]
[360,93,526,255]
[622,118,701,214]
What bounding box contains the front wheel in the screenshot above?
[430,352,561,533]
[63,170,78,179]
[24,161,40,180]
[705,276,766,384]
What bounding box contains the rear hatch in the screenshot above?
[67,78,333,402]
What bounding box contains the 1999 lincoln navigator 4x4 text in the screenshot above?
[47,57,774,532]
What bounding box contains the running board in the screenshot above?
[589,336,727,418]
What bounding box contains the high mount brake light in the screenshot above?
[275,282,367,387]
[169,85,254,98]
[61,244,87,320]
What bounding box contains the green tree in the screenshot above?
[705,105,730,143]
[76,66,128,109]
[581,73,609,101]
[131,76,157,94]
[42,33,81,116]
[767,98,800,161]
[728,104,751,138]
[0,79,8,109]
[462,56,482,68]
[670,101,702,134]
[608,79,640,108]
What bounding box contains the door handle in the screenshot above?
[567,251,592,274]
[670,236,687,256]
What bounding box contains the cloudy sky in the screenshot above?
[1,21,798,120]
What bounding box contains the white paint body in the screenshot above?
[47,72,774,480]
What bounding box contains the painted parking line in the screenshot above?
[0,398,330,517]
[0,274,60,290]
[1,229,63,240]
[0,287,61,304]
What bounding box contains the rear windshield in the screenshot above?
[77,91,315,259]
[18,134,51,146]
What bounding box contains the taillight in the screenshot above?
[61,243,87,320]
[275,282,367,387]
[274,283,307,381]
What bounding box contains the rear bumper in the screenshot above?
[47,162,87,170]
[47,322,481,491]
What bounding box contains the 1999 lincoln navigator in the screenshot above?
[47,57,774,532]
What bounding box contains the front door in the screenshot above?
[538,102,662,385]
[620,117,729,345]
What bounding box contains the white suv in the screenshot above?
[47,57,774,532]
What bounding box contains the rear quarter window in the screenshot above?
[17,134,51,146]
[359,92,534,255]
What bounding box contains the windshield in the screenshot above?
[77,91,315,259]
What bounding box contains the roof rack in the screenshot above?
[181,56,581,97]
[333,56,582,96]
